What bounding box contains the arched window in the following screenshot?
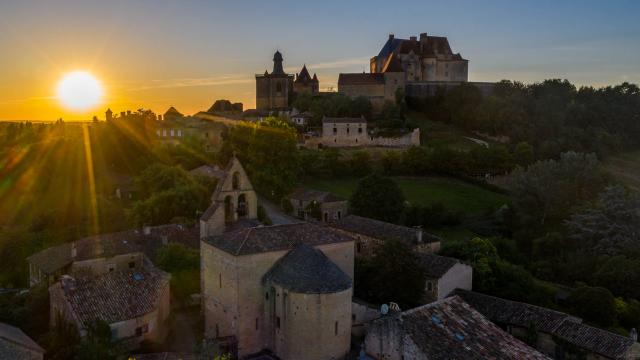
[237,193,248,218]
[276,82,282,94]
[224,196,233,223]
[232,172,240,190]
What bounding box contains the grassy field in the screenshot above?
[405,111,493,151]
[604,151,640,191]
[304,176,510,216]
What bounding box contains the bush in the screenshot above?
[568,286,617,327]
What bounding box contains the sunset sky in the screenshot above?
[1,0,639,121]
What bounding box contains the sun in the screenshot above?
[56,71,103,111]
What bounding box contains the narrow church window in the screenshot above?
[335,321,338,335]
[358,128,362,134]
[265,292,269,300]
[347,127,350,135]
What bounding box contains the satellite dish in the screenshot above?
[380,304,389,315]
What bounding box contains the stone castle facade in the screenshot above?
[256,52,319,111]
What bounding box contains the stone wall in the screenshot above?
[370,128,420,147]
[436,263,473,301]
[352,300,380,338]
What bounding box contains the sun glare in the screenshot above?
[56,71,103,111]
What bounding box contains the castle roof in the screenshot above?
[417,253,466,279]
[295,65,316,83]
[203,222,354,256]
[56,267,169,328]
[376,34,467,64]
[455,289,639,359]
[28,224,199,275]
[289,188,346,203]
[329,215,440,245]
[263,244,351,294]
[338,73,384,86]
[372,296,549,359]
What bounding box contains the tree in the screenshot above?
[513,142,535,167]
[155,243,200,302]
[349,151,372,177]
[76,319,119,360]
[593,256,640,299]
[355,239,426,309]
[566,185,640,255]
[568,286,616,327]
[349,174,405,223]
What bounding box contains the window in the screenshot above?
[352,314,356,322]
[265,292,269,300]
[219,273,222,288]
[333,127,337,134]
[276,82,282,94]
[276,316,281,329]
[337,211,342,219]
[215,324,219,338]
[324,213,328,222]
[170,130,175,137]
[358,127,362,134]
[255,317,259,330]
[162,130,167,137]
[334,321,339,335]
[427,281,433,291]
[128,261,135,269]
[346,127,350,135]
[356,242,362,253]
[177,130,182,137]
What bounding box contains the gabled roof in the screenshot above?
[554,320,638,359]
[338,73,384,86]
[164,106,183,118]
[0,322,45,354]
[289,188,346,203]
[203,222,354,256]
[417,253,466,279]
[372,296,549,359]
[28,224,199,274]
[295,65,317,84]
[329,215,440,245]
[263,244,351,294]
[55,267,170,328]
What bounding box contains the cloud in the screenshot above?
[284,56,369,72]
[129,74,254,91]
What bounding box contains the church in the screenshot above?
[255,51,319,111]
[199,157,354,359]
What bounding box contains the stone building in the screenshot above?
[337,71,404,111]
[364,296,548,359]
[456,289,640,359]
[27,224,198,287]
[49,266,171,349]
[293,65,319,95]
[199,157,259,238]
[0,322,45,360]
[200,223,355,359]
[321,116,369,147]
[288,188,348,222]
[256,51,294,111]
[371,33,468,83]
[417,254,472,303]
[328,214,441,257]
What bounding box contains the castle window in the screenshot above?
[358,127,362,134]
[333,127,337,134]
[128,261,135,269]
[255,317,259,330]
[347,128,350,135]
[265,292,269,300]
[335,321,339,335]
[276,317,281,329]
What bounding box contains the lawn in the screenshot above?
[304,176,510,216]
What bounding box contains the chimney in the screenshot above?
[631,328,638,342]
[388,33,394,40]
[410,36,417,41]
[143,225,151,235]
[71,242,77,258]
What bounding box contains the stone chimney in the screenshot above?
[388,33,394,40]
[631,328,638,342]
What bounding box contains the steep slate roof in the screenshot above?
[203,222,354,256]
[321,116,367,124]
[0,322,45,355]
[553,319,637,359]
[295,65,317,84]
[58,267,169,327]
[338,73,384,86]
[263,244,351,294]
[329,215,440,245]
[28,224,199,274]
[377,34,467,61]
[378,296,548,359]
[289,188,346,203]
[454,289,572,333]
[417,253,464,279]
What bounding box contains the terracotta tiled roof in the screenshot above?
[372,296,549,359]
[329,215,440,245]
[57,267,169,328]
[0,322,45,355]
[454,289,572,333]
[28,224,199,274]
[289,188,346,203]
[417,254,465,279]
[263,244,351,294]
[203,222,354,256]
[338,73,384,86]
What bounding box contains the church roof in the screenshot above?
[263,244,352,294]
[373,296,549,359]
[203,222,354,256]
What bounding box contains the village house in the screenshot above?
[49,266,171,349]
[455,289,640,360]
[26,224,198,287]
[364,296,549,359]
[328,214,441,256]
[318,116,420,148]
[291,111,313,126]
[288,188,348,222]
[418,254,472,303]
[0,322,45,360]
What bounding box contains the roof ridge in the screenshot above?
[236,227,254,255]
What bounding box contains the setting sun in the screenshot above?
[56,71,103,111]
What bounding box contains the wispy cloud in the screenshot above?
[285,56,369,72]
[129,74,253,91]
[0,96,55,105]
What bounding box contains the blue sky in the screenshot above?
[1,0,639,119]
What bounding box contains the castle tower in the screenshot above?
[255,51,294,111]
[105,108,113,122]
[272,50,284,75]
